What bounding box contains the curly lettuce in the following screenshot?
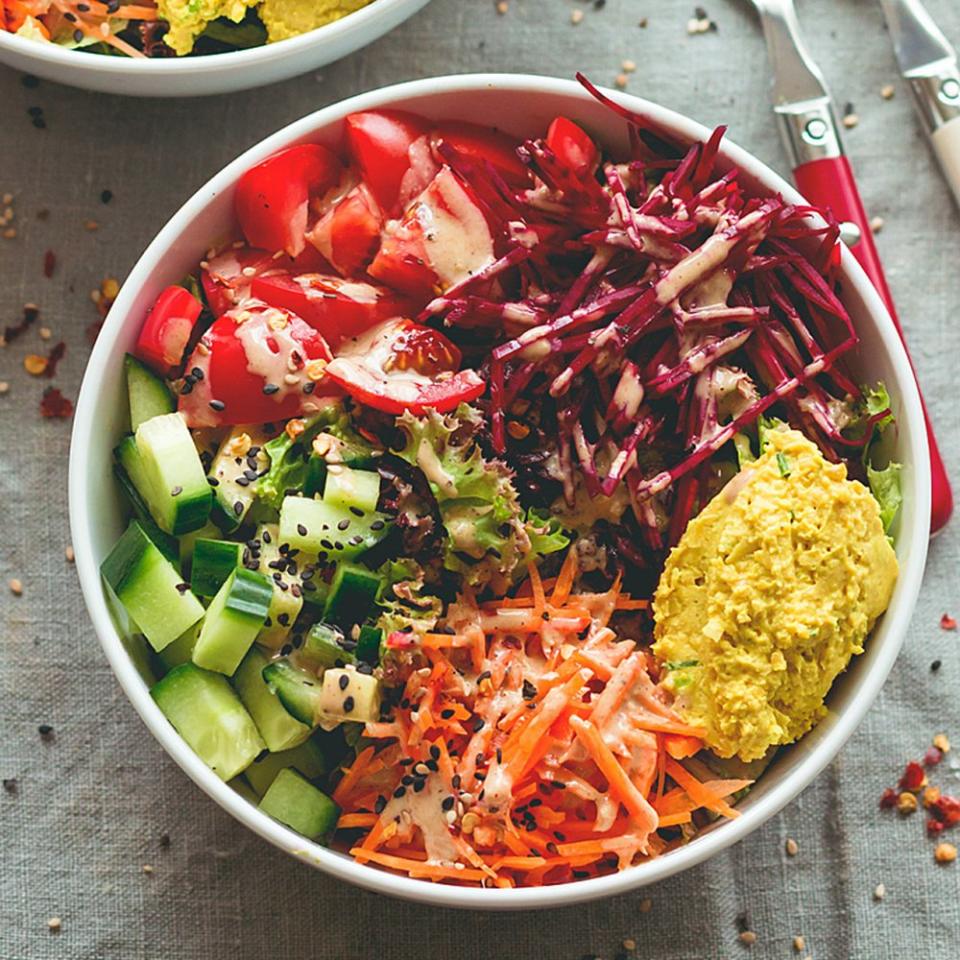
[395,405,566,590]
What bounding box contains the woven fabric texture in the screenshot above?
[1,0,959,956]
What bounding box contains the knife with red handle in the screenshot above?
[750,0,953,533]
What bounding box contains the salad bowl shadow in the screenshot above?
[68,74,931,909]
[0,0,429,97]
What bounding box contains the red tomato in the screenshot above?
[368,166,496,299]
[430,121,528,188]
[306,183,383,278]
[201,245,330,317]
[344,110,434,214]
[545,116,600,179]
[250,273,413,345]
[324,318,485,415]
[234,144,342,258]
[178,302,334,428]
[134,285,202,378]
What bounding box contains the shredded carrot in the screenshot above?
[333,561,748,887]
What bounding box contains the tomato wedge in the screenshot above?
[202,245,330,318]
[306,183,383,278]
[368,166,496,299]
[344,110,435,214]
[250,273,413,345]
[325,318,485,414]
[545,116,600,179]
[134,285,202,378]
[178,301,334,428]
[234,144,342,258]
[430,121,528,188]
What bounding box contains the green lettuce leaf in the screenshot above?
[374,559,442,638]
[867,461,902,534]
[525,508,570,562]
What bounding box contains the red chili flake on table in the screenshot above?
[940,613,956,630]
[43,341,65,378]
[924,747,943,767]
[932,795,960,828]
[879,787,899,809]
[928,818,946,836]
[40,387,73,419]
[43,249,56,278]
[2,303,39,344]
[899,761,926,792]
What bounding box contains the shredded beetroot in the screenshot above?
[426,75,861,541]
[40,387,73,419]
[899,761,926,792]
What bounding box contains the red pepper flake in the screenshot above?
[924,747,943,767]
[879,787,898,809]
[43,341,65,378]
[898,761,926,792]
[40,387,73,419]
[43,249,56,278]
[932,794,960,828]
[927,818,946,836]
[940,613,956,630]
[2,303,39,345]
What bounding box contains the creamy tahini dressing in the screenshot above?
[233,304,312,406]
[380,772,460,864]
[415,167,495,289]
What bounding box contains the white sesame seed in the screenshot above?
[880,84,895,100]
[869,216,884,234]
[39,326,51,340]
[842,113,859,129]
[615,73,629,89]
[9,578,23,596]
[0,382,9,395]
[47,917,61,932]
[785,837,799,856]
[65,545,75,563]
[873,882,886,900]
[570,8,584,24]
[142,864,154,874]
[621,59,636,73]
[2,193,13,205]
[793,935,805,951]
[639,897,652,913]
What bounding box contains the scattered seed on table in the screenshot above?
[622,938,636,950]
[2,778,17,793]
[615,73,628,89]
[47,917,61,933]
[159,833,171,848]
[2,227,16,239]
[495,0,507,12]
[65,545,75,563]
[935,842,957,864]
[38,724,54,739]
[84,219,99,232]
[931,659,942,672]
[639,898,652,913]
[873,882,886,900]
[738,930,757,945]
[933,733,951,754]
[870,216,884,234]
[785,837,799,856]
[792,935,805,952]
[9,578,22,596]
[142,864,154,874]
[880,84,895,100]
[897,791,918,814]
[100,189,113,204]
[638,16,648,27]
[622,58,636,73]
[571,8,583,24]
[0,382,9,395]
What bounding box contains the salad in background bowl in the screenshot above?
[0,0,429,96]
[69,75,930,908]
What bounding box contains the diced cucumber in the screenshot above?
[254,522,304,649]
[114,439,179,563]
[134,412,212,535]
[228,776,261,806]
[101,521,204,652]
[193,568,273,675]
[234,647,310,753]
[178,520,220,574]
[262,658,322,726]
[258,768,339,840]
[317,667,381,726]
[301,622,354,670]
[321,465,381,514]
[243,737,327,796]
[356,625,382,666]
[303,456,328,498]
[278,495,390,562]
[157,621,201,670]
[324,562,381,628]
[151,663,265,781]
[124,353,174,431]
[191,538,243,598]
[208,426,271,533]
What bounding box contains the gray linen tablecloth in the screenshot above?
[2,0,960,956]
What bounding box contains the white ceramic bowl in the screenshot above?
[0,0,429,97]
[69,74,931,909]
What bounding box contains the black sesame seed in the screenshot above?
[338,674,349,690]
[393,786,406,799]
[236,477,250,487]
[277,613,290,626]
[337,519,350,531]
[207,477,219,486]
[290,583,302,598]
[931,659,942,672]
[343,696,355,713]
[425,759,438,773]
[297,523,308,536]
[451,775,461,789]
[413,779,426,793]
[522,679,537,700]
[430,745,441,760]
[350,507,365,517]
[262,530,271,543]
[180,382,194,396]
[370,520,385,531]
[170,485,183,497]
[302,381,316,395]
[374,795,386,814]
[441,795,455,811]
[2,778,17,793]
[209,399,225,411]
[244,469,258,481]
[175,582,189,595]
[38,724,54,737]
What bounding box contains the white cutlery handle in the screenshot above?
[931,116,960,210]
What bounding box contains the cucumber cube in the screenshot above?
[301,622,354,670]
[124,353,174,431]
[101,521,204,652]
[244,737,327,796]
[152,663,265,781]
[190,538,243,598]
[262,658,322,726]
[193,568,273,676]
[278,496,390,562]
[258,769,339,839]
[324,562,381,628]
[321,465,381,514]
[234,648,310,753]
[317,667,381,725]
